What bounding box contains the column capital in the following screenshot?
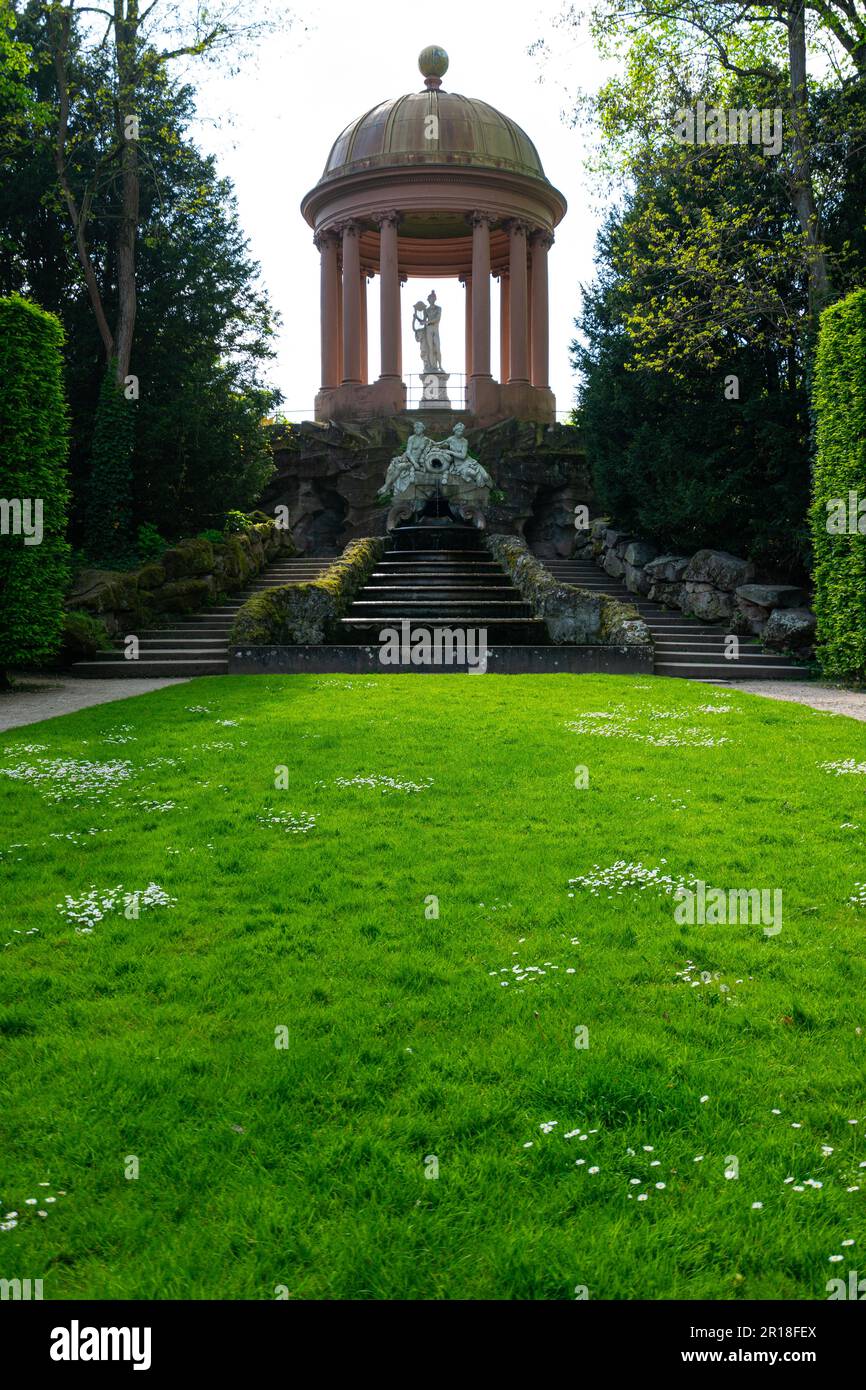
[313,228,340,252]
[469,210,496,229]
[458,272,472,288]
[503,218,534,238]
[372,209,400,229]
[335,218,362,238]
[530,228,555,250]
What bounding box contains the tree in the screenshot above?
[0,3,280,553]
[0,294,70,683]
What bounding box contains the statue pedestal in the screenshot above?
[419,371,451,409]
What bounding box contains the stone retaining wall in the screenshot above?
[66,521,295,638]
[486,533,653,647]
[578,520,816,652]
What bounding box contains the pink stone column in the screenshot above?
[359,271,368,385]
[470,213,492,378]
[377,212,401,380]
[459,273,472,383]
[340,221,361,385]
[530,231,552,389]
[499,272,510,384]
[507,220,530,384]
[315,230,340,390]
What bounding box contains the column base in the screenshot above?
[315,379,407,423]
[467,378,555,426]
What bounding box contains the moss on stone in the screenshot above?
[485,533,652,647]
[230,537,386,646]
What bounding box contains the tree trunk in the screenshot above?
[787,0,831,321]
[114,0,139,384]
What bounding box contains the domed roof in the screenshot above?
[319,49,550,187]
[321,91,547,183]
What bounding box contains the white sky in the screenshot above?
[189,0,608,419]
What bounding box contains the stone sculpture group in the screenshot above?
[380,422,494,530]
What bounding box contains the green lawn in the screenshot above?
[1,674,865,1300]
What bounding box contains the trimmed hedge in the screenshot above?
[810,289,866,680]
[0,294,70,676]
[484,534,652,646]
[230,538,386,646]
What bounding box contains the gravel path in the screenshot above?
[0,675,190,731]
[714,680,866,722]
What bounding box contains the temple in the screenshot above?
[300,45,567,427]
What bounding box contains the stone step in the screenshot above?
[348,603,533,618]
[655,661,806,680]
[74,659,229,678]
[339,617,550,645]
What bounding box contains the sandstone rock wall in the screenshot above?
[66,521,294,637]
[264,418,593,558]
[578,520,816,653]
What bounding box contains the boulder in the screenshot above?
[644,554,690,583]
[624,540,657,568]
[762,607,816,651]
[603,551,626,579]
[160,537,215,580]
[681,583,734,621]
[157,577,216,613]
[647,580,685,609]
[603,528,630,552]
[66,568,139,616]
[623,561,652,596]
[735,583,808,634]
[136,563,166,591]
[684,549,754,590]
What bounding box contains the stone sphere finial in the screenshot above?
[419,45,448,90]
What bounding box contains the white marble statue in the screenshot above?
[412,291,443,373]
[380,421,492,530]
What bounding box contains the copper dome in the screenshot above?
[320,90,549,185]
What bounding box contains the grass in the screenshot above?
[1,673,865,1300]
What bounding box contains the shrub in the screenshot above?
[0,294,70,680]
[810,289,866,680]
[60,610,110,663]
[137,522,167,561]
[224,510,255,534]
[197,529,224,545]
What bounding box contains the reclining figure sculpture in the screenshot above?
[380,423,494,530]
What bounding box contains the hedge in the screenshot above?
[810,289,866,680]
[0,294,70,677]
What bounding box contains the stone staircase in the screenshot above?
[541,554,810,681]
[338,524,550,646]
[73,556,331,678]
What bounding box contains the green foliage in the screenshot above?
[0,293,70,673]
[61,609,110,663]
[810,289,866,680]
[0,14,279,542]
[136,521,167,561]
[83,368,136,567]
[224,509,257,535]
[196,529,225,545]
[576,178,811,575]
